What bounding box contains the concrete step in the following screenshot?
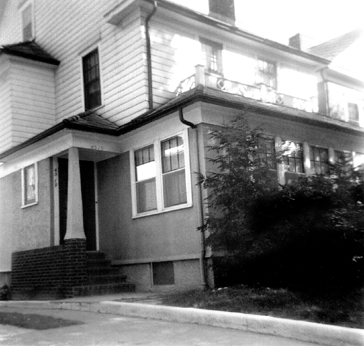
[87,266,121,276]
[86,251,106,260]
[72,283,135,297]
[87,259,112,268]
[87,274,127,285]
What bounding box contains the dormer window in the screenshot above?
[209,0,235,24]
[200,38,223,75]
[82,48,102,111]
[256,59,277,89]
[21,2,33,41]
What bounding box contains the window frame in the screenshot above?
[130,130,192,218]
[21,163,38,208]
[200,37,223,76]
[81,45,103,111]
[309,146,329,176]
[20,0,34,41]
[256,58,277,89]
[282,141,305,174]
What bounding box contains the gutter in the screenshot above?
[178,108,207,289]
[145,1,158,110]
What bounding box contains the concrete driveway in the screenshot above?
[0,306,320,346]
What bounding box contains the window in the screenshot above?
[310,146,329,175]
[256,59,277,89]
[135,145,157,213]
[348,103,359,123]
[282,141,304,173]
[131,131,191,216]
[256,137,276,169]
[21,2,33,41]
[354,153,364,171]
[82,48,102,110]
[200,38,223,75]
[161,136,187,207]
[22,163,38,207]
[335,150,352,166]
[209,0,235,23]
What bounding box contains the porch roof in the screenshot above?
[0,41,60,65]
[1,84,363,161]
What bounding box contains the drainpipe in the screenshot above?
[145,1,158,110]
[179,108,207,289]
[320,69,330,116]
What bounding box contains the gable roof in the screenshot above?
[308,28,363,60]
[0,41,60,65]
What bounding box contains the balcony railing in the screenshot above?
[176,65,318,113]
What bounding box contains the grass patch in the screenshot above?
[0,312,83,330]
[161,285,364,329]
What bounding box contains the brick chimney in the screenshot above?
[289,33,314,50]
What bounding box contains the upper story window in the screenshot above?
[82,48,102,111]
[256,59,277,89]
[200,38,223,75]
[131,131,192,217]
[21,2,34,41]
[209,0,235,23]
[282,141,304,174]
[310,146,329,175]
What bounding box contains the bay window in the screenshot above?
[131,131,191,216]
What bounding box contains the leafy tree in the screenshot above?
[200,113,364,291]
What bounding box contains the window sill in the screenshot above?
[21,201,38,209]
[85,104,104,113]
[132,203,193,219]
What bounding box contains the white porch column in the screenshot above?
[64,147,85,239]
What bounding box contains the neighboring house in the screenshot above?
[0,0,363,296]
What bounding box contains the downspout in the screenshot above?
[320,68,330,116]
[145,1,158,111]
[179,108,207,289]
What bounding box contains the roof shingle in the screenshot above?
[0,41,60,65]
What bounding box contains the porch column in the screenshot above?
[64,147,85,240]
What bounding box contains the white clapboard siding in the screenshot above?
[6,58,56,147]
[0,0,21,44]
[148,17,200,108]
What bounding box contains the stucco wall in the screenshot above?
[12,159,53,252]
[0,173,14,272]
[97,147,202,263]
[0,158,53,274]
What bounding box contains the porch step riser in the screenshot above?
[72,250,135,297]
[72,283,135,297]
[88,275,127,285]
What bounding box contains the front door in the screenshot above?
[58,158,97,250]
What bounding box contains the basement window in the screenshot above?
[152,262,175,286]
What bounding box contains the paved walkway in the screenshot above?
[0,306,321,346]
[0,292,363,346]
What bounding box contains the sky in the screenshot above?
[234,0,364,46]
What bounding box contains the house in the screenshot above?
[0,0,363,298]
